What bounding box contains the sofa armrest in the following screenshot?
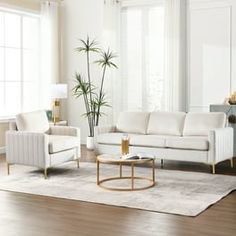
[49,126,80,137]
[94,125,116,135]
[6,131,49,168]
[94,125,116,152]
[208,127,233,164]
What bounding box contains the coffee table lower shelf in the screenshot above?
[96,156,156,191]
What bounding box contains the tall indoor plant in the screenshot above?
[72,37,117,149]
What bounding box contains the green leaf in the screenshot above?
[75,37,100,54]
[95,48,118,69]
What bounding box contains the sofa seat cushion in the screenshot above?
[147,111,186,136]
[116,112,150,134]
[97,133,124,145]
[49,135,79,154]
[130,135,167,148]
[166,136,209,151]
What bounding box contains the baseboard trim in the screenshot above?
[0,146,6,154]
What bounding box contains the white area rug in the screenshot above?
[0,162,235,216]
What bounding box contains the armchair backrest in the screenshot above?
[16,110,49,133]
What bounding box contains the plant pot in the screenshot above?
[87,136,94,150]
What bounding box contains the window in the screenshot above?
[121,4,164,111]
[0,8,40,117]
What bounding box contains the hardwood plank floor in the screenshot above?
[0,146,236,236]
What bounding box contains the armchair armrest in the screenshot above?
[49,126,80,137]
[208,127,233,164]
[6,131,49,168]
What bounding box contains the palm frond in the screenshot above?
[95,48,118,69]
[72,73,93,97]
[75,37,100,53]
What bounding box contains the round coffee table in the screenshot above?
[96,154,156,191]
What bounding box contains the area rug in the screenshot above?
[0,162,235,216]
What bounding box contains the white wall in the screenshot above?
[188,0,236,111]
[61,0,104,143]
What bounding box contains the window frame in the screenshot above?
[0,7,40,119]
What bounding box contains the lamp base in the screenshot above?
[53,116,60,124]
[52,99,61,125]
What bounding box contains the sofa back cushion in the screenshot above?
[116,112,150,134]
[16,110,49,133]
[147,111,186,136]
[183,112,226,136]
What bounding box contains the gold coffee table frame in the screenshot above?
[96,154,156,191]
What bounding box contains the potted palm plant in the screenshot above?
[72,37,117,149]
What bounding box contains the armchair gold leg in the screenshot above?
[212,164,215,174]
[7,163,10,175]
[76,159,80,168]
[230,158,234,168]
[44,168,48,179]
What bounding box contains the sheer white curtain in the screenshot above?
[40,0,60,109]
[107,0,186,114]
[103,0,121,123]
[164,0,186,112]
[120,1,165,112]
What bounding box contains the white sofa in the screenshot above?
[94,111,234,173]
[6,110,81,178]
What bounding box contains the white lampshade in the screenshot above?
[51,84,68,99]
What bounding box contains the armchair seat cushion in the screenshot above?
[166,136,209,151]
[49,135,79,154]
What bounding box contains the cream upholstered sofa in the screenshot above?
[6,110,80,178]
[94,111,234,173]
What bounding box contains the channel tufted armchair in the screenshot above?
[6,110,81,178]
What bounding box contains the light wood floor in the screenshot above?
[0,146,236,236]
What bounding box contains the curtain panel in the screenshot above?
[164,0,187,112]
[40,0,60,109]
[103,0,122,123]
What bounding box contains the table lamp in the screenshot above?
[51,84,68,125]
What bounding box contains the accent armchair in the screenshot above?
[6,110,81,178]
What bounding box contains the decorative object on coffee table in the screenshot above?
[121,134,129,155]
[96,154,156,191]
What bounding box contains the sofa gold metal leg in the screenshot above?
[161,159,164,169]
[76,159,80,168]
[44,168,48,179]
[212,164,215,174]
[7,163,10,175]
[230,158,234,168]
